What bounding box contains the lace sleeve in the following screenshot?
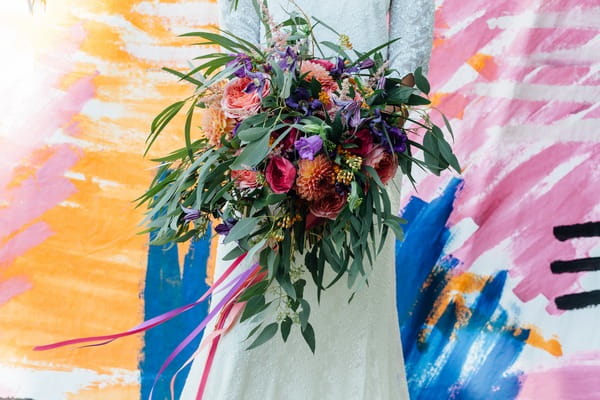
[218,0,261,45]
[388,0,435,78]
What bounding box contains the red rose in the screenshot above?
[272,125,299,151]
[231,169,259,189]
[311,59,335,71]
[348,128,374,157]
[265,156,296,194]
[309,192,347,220]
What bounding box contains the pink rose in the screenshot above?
[265,156,296,194]
[364,145,398,185]
[309,192,347,220]
[221,77,270,119]
[311,59,335,71]
[347,128,374,157]
[231,169,260,189]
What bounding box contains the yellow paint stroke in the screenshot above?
[525,326,563,357]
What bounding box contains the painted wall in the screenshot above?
[0,0,598,399]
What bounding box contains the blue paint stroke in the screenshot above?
[140,233,211,400]
[397,177,528,399]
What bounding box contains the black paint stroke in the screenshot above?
[551,257,600,274]
[555,290,600,310]
[554,221,600,241]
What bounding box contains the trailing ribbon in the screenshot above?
[33,253,261,400]
[168,301,246,400]
[148,263,259,400]
[195,268,267,400]
[33,254,248,352]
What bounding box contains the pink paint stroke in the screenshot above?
[0,276,32,306]
[518,352,600,400]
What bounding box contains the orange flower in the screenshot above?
[295,154,334,201]
[201,105,236,147]
[300,60,339,92]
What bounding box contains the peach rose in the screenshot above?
[364,145,398,185]
[231,169,260,189]
[221,77,270,119]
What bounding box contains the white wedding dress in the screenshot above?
[181,1,433,399]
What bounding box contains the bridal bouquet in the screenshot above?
[138,2,460,353]
[35,2,459,397]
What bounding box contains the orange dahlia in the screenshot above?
[201,105,237,147]
[300,60,339,92]
[295,154,335,201]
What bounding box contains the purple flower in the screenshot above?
[285,87,322,115]
[244,71,268,98]
[294,135,323,160]
[368,110,408,153]
[215,218,237,235]
[227,53,253,78]
[388,126,408,153]
[376,76,386,91]
[330,57,360,80]
[181,205,201,222]
[278,46,298,72]
[359,58,375,70]
[332,97,363,128]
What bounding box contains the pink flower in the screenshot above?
[300,60,338,92]
[231,169,260,189]
[364,146,398,185]
[309,192,347,220]
[221,77,270,119]
[265,156,296,194]
[311,59,335,71]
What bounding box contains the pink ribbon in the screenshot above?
[34,252,263,400]
[33,253,248,352]
[148,263,259,400]
[195,268,267,400]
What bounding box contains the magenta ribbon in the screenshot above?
[34,253,259,400]
[148,263,259,400]
[33,253,248,352]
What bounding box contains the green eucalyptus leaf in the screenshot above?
[237,127,270,142]
[224,217,260,244]
[240,295,268,323]
[301,323,316,354]
[299,299,311,331]
[281,316,293,342]
[414,66,431,95]
[230,133,270,169]
[246,323,278,350]
[406,94,431,106]
[237,280,270,302]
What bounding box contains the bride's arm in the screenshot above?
[218,0,261,45]
[388,0,435,84]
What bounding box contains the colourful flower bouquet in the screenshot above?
[137,4,460,353]
[35,3,460,397]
